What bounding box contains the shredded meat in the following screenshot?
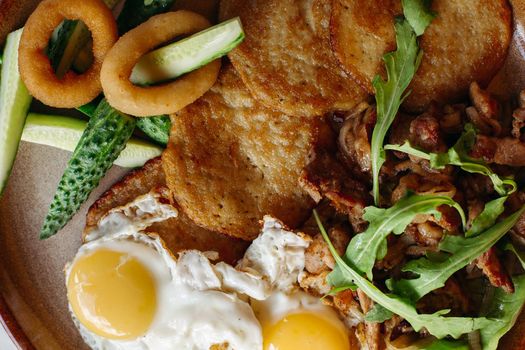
[467,82,502,136]
[512,90,525,141]
[409,109,447,153]
[475,247,515,293]
[472,135,525,166]
[300,149,370,232]
[338,102,375,173]
[357,289,383,350]
[304,227,351,274]
[440,104,466,134]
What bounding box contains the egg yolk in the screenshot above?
[263,312,351,350]
[67,249,157,340]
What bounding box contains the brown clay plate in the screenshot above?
[1,0,525,349]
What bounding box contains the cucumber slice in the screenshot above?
[47,0,120,76]
[130,17,245,85]
[22,113,162,168]
[40,99,136,239]
[0,29,33,195]
[136,115,171,145]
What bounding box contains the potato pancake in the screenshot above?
[219,0,368,117]
[85,157,248,264]
[331,0,512,111]
[162,65,318,240]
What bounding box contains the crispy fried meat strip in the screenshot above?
[440,104,466,134]
[471,135,525,166]
[512,90,525,141]
[357,289,383,350]
[409,107,447,153]
[475,247,514,293]
[304,226,350,274]
[467,82,502,136]
[300,149,370,232]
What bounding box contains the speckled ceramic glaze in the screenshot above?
[0,0,525,349]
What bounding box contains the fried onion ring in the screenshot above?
[18,0,117,108]
[100,11,221,117]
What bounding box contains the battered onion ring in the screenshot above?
[100,11,221,117]
[18,0,117,108]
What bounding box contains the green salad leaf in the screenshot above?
[314,210,490,339]
[371,0,434,205]
[385,125,517,196]
[364,304,394,323]
[479,244,525,350]
[402,0,437,36]
[371,19,422,205]
[421,339,469,350]
[386,205,525,301]
[344,193,465,279]
[466,197,507,237]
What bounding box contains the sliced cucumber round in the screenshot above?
[130,17,245,85]
[0,29,33,195]
[22,113,162,168]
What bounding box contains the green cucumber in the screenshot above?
[72,0,176,72]
[78,100,171,146]
[47,0,120,76]
[40,99,135,239]
[136,115,171,145]
[22,113,162,168]
[130,17,245,85]
[0,29,33,195]
[117,0,176,35]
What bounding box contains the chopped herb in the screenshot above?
[344,193,465,279]
[371,0,434,205]
[466,197,507,237]
[314,210,490,339]
[385,124,517,196]
[386,205,525,301]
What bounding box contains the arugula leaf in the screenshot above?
[371,19,422,205]
[479,275,525,350]
[403,0,437,36]
[466,196,507,237]
[386,205,525,301]
[314,211,491,339]
[365,304,394,323]
[344,193,465,279]
[505,243,525,267]
[385,125,517,196]
[421,339,469,350]
[478,246,525,350]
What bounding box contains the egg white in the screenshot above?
[68,193,349,350]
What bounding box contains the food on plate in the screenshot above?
[163,65,318,240]
[219,0,368,117]
[38,10,245,238]
[331,0,512,111]
[21,113,162,168]
[46,0,120,78]
[84,157,248,264]
[18,0,118,108]
[0,28,31,195]
[100,11,221,116]
[68,191,354,349]
[40,99,135,239]
[2,0,525,348]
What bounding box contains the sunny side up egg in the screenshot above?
[65,191,353,350]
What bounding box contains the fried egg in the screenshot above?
[66,192,352,350]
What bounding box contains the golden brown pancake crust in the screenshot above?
[219,0,368,117]
[331,0,512,111]
[85,157,248,264]
[162,65,318,240]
